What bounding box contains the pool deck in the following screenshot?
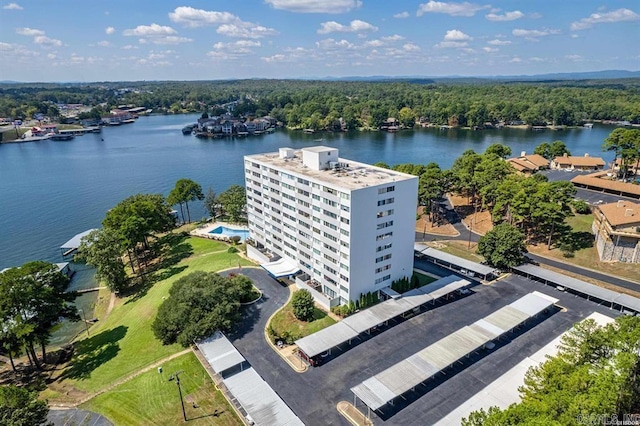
[190,221,249,241]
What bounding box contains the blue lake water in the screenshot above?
[0,114,616,270]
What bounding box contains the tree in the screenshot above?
[103,193,174,272]
[203,187,218,221]
[217,185,246,223]
[77,228,129,294]
[398,106,415,128]
[484,143,512,159]
[604,128,640,180]
[533,142,552,160]
[0,262,78,368]
[0,385,50,426]
[549,140,571,159]
[531,181,576,249]
[152,271,253,347]
[478,223,526,269]
[291,289,315,322]
[463,316,640,425]
[168,179,204,224]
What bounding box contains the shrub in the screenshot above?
[571,199,591,214]
[562,250,575,258]
[292,289,315,321]
[230,235,241,245]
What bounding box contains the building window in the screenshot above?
[375,275,391,284]
[297,177,309,185]
[375,264,391,273]
[339,192,350,200]
[378,186,395,194]
[376,243,392,252]
[376,221,394,230]
[341,205,350,212]
[377,209,394,218]
[375,254,392,263]
[376,232,393,241]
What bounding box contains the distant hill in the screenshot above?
[319,70,640,83]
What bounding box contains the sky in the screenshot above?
[0,0,638,82]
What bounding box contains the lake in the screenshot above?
[0,114,616,270]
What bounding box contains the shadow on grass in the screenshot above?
[558,231,594,252]
[312,308,328,321]
[57,326,127,382]
[122,233,194,305]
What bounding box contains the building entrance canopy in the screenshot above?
[261,257,300,278]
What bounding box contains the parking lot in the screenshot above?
[240,270,618,425]
[541,169,639,203]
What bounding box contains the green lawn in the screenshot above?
[566,213,594,233]
[414,271,437,287]
[435,241,486,263]
[51,237,254,395]
[268,292,336,344]
[83,352,241,426]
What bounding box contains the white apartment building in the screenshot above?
[244,146,418,308]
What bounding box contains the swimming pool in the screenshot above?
[208,226,250,241]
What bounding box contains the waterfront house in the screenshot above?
[612,158,640,176]
[551,153,605,171]
[593,200,640,263]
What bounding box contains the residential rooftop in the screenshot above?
[596,200,640,227]
[245,147,417,191]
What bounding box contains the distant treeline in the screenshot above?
[1,79,639,130]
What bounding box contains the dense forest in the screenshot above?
[1,78,639,130]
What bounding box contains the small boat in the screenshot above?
[50,133,75,141]
[182,124,197,135]
[584,123,594,129]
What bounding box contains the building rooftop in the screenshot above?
[245,147,417,191]
[553,154,605,167]
[596,200,640,227]
[571,172,640,197]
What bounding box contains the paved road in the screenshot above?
[48,408,112,426]
[526,253,640,290]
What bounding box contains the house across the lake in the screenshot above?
[551,153,605,171]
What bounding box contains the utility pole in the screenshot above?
[169,370,187,421]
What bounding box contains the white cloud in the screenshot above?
[483,46,498,52]
[364,39,385,47]
[105,26,115,35]
[443,29,472,41]
[149,36,192,45]
[264,0,362,14]
[213,40,261,50]
[403,43,420,52]
[16,27,44,36]
[97,40,112,47]
[123,23,177,37]
[485,10,524,21]
[47,53,56,59]
[0,42,16,50]
[570,8,639,31]
[34,35,62,47]
[216,24,278,39]
[417,1,489,17]
[571,34,579,38]
[168,7,239,28]
[435,41,468,48]
[509,57,521,63]
[487,39,511,45]
[3,2,22,10]
[262,54,287,62]
[565,54,582,61]
[382,34,404,42]
[394,11,409,18]
[316,38,354,50]
[122,44,138,50]
[318,19,378,34]
[512,28,560,38]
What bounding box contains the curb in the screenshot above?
[263,286,308,373]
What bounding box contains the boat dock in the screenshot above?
[60,229,97,257]
[59,127,101,136]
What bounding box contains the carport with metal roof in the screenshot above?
[414,244,497,280]
[351,291,559,417]
[513,263,640,314]
[295,275,470,365]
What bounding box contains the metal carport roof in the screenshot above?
[351,291,558,411]
[197,331,245,374]
[295,276,470,359]
[415,244,497,277]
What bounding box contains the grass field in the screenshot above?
[432,240,486,263]
[414,271,438,286]
[48,237,254,399]
[528,213,640,285]
[269,292,336,343]
[83,352,241,426]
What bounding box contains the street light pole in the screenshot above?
[169,370,187,421]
